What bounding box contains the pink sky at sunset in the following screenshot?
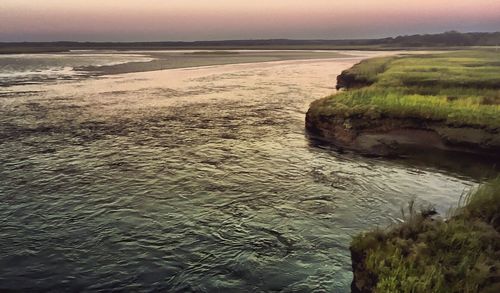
[1,0,499,41]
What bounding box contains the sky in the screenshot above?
[1,0,499,42]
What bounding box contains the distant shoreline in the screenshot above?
[1,31,499,54]
[0,45,415,55]
[0,45,492,55]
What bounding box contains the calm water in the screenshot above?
[0,52,483,292]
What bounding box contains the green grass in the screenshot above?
[315,50,500,129]
[335,50,500,292]
[351,178,500,293]
[310,88,500,129]
[338,56,397,85]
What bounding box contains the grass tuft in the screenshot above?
[351,178,500,293]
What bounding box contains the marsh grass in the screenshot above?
[314,89,500,129]
[340,56,397,84]
[320,50,500,129]
[351,178,500,293]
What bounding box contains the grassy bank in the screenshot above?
[306,49,500,157]
[350,178,500,293]
[310,49,500,291]
[310,50,500,130]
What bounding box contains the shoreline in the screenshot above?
[1,50,364,88]
[306,114,500,158]
[2,50,404,89]
[304,50,500,292]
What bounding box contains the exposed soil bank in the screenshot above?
[305,111,500,157]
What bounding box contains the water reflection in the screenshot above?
[308,137,499,182]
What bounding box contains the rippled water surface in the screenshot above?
[0,52,481,292]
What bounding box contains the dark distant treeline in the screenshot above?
[1,31,499,54]
[384,31,500,47]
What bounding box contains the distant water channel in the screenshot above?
[0,51,491,292]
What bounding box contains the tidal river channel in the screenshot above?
[0,51,488,292]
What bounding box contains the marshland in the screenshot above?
[1,1,500,290]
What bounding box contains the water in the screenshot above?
[0,52,154,87]
[0,52,483,292]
